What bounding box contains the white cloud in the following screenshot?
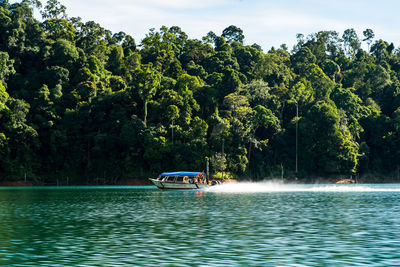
[137,0,235,9]
[63,0,235,12]
[16,0,400,50]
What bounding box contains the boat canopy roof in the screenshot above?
[160,171,204,177]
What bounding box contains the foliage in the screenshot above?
[1,1,400,183]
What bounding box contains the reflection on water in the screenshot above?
[1,184,400,266]
[206,182,400,193]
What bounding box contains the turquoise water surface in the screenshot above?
[1,183,400,266]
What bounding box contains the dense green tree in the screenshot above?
[132,63,160,126]
[0,51,15,81]
[42,18,75,41]
[41,0,66,19]
[1,1,400,183]
[342,28,361,58]
[363,29,375,52]
[306,64,335,100]
[222,25,245,44]
[48,39,79,67]
[300,101,358,174]
[292,46,316,75]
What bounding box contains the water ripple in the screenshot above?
[207,182,400,193]
[0,185,400,266]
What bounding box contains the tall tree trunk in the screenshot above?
[143,100,148,126]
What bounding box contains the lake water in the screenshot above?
[1,183,400,266]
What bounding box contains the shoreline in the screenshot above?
[1,176,400,186]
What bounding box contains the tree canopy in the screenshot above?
[1,1,399,183]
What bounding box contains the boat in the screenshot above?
[149,171,219,190]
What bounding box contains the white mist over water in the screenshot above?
[206,182,400,193]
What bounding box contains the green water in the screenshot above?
[1,183,400,266]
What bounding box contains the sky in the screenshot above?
[16,0,400,51]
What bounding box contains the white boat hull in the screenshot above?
[149,178,210,190]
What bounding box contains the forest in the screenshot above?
[1,0,400,184]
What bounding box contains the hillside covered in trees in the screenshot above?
[1,0,400,184]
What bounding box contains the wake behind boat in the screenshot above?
[149,171,219,190]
